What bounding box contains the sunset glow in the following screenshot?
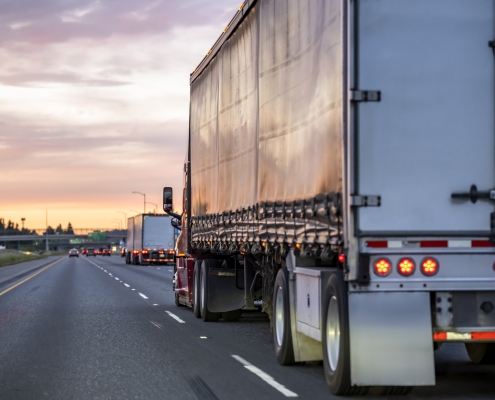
[0,0,238,229]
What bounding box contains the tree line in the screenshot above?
[0,218,74,235]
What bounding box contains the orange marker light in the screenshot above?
[398,258,415,276]
[421,258,439,276]
[374,258,391,276]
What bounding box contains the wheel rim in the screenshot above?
[275,286,285,347]
[326,296,340,371]
[201,270,205,312]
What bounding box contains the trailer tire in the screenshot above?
[465,343,495,364]
[193,261,202,318]
[222,309,242,322]
[200,260,220,322]
[375,386,413,395]
[273,267,295,365]
[322,271,368,396]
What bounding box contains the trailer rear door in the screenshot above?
[356,0,495,235]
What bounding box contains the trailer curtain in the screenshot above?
[190,0,343,244]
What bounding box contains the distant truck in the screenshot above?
[125,214,175,266]
[164,0,495,396]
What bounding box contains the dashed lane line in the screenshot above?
[124,283,130,287]
[165,311,186,323]
[231,355,298,398]
[138,292,148,299]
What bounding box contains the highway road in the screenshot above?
[0,256,494,400]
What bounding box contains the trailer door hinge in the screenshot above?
[351,195,381,207]
[351,90,381,102]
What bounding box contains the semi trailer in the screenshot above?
[164,0,495,395]
[125,214,176,266]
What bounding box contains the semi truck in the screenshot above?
[125,214,175,266]
[164,0,495,395]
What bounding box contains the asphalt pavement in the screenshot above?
[0,255,494,400]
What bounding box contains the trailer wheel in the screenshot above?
[465,343,495,364]
[200,260,220,322]
[375,386,413,395]
[322,271,368,396]
[222,309,242,322]
[273,267,295,365]
[193,261,202,318]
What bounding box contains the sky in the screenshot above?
[0,0,239,230]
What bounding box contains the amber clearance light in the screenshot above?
[421,258,439,276]
[398,258,415,276]
[374,258,391,276]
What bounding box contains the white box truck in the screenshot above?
[125,214,175,266]
[164,0,495,395]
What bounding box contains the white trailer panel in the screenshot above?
[356,0,495,234]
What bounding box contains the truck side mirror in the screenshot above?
[171,218,181,229]
[163,187,173,212]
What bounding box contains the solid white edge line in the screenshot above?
[165,311,186,323]
[138,292,148,299]
[231,355,298,397]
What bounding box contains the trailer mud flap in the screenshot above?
[348,292,435,386]
[207,270,245,313]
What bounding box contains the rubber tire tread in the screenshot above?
[377,386,413,395]
[466,343,495,364]
[193,261,202,318]
[200,260,220,322]
[273,267,295,365]
[222,309,242,321]
[322,270,368,396]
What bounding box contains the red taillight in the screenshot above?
[398,258,415,276]
[133,250,139,254]
[374,258,391,276]
[421,258,439,276]
[169,250,174,254]
[338,253,345,263]
[159,251,164,254]
[142,250,148,254]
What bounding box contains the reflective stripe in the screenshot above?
[434,331,495,341]
[367,240,495,248]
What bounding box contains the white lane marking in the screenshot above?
[165,311,186,323]
[153,304,158,306]
[138,292,148,299]
[109,273,113,277]
[157,268,161,270]
[168,269,173,272]
[231,355,298,397]
[104,270,107,272]
[150,321,163,330]
[132,289,136,291]
[124,283,130,287]
[115,277,119,280]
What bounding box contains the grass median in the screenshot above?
[0,250,64,268]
